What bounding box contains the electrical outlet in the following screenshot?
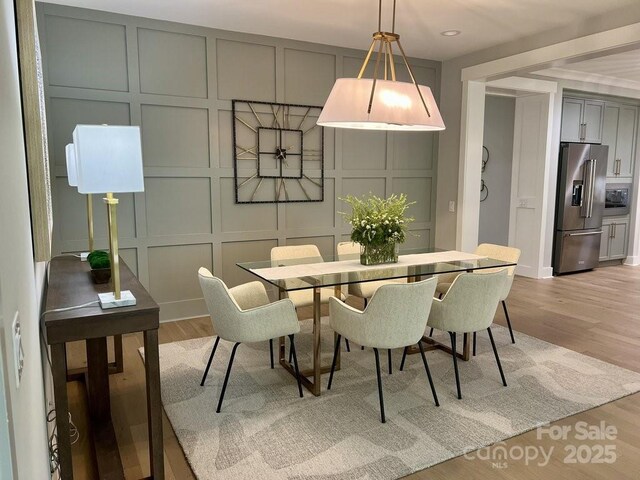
[448,200,456,213]
[12,312,24,387]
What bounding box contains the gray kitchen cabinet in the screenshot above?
[602,102,637,180]
[561,97,604,143]
[600,217,629,261]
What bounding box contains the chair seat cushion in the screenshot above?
[349,278,405,299]
[287,287,345,309]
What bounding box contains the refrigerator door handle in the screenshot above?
[565,231,603,237]
[588,158,596,218]
[581,159,593,218]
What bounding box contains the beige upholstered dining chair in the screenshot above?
[328,278,439,423]
[433,243,521,352]
[198,268,303,412]
[417,270,508,400]
[336,241,406,369]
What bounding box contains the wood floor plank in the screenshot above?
[66,264,640,478]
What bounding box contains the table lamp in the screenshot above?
[73,124,145,309]
[65,143,95,260]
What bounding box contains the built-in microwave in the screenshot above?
[604,183,631,216]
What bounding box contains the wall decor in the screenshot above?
[233,100,324,203]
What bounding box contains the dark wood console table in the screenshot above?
[42,256,163,479]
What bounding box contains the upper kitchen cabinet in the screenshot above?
[602,102,637,180]
[561,97,604,143]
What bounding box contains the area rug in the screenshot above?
[143,321,640,479]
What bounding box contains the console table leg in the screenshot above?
[144,328,164,479]
[51,343,73,480]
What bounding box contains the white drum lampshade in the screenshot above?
[73,125,145,194]
[65,143,78,187]
[317,78,445,131]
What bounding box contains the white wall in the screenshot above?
[0,0,51,478]
[479,95,515,245]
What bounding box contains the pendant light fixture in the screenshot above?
[317,0,445,131]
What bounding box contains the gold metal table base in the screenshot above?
[405,333,471,361]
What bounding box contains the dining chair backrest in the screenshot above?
[431,270,507,333]
[330,277,437,349]
[336,241,359,259]
[475,243,521,299]
[271,244,324,291]
[198,267,252,341]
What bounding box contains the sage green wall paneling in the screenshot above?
[284,48,335,105]
[216,39,276,101]
[120,248,138,277]
[404,229,431,249]
[145,178,212,236]
[140,105,210,168]
[221,239,278,288]
[55,179,136,244]
[44,15,128,91]
[38,3,440,321]
[217,110,234,168]
[393,131,435,170]
[286,236,335,259]
[342,129,387,170]
[391,177,432,224]
[148,243,213,303]
[49,97,130,167]
[138,28,208,98]
[285,179,335,229]
[219,178,278,233]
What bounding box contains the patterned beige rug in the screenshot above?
[144,320,640,479]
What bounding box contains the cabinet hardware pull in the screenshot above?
[566,231,602,237]
[613,223,617,238]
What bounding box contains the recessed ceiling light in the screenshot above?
[440,30,461,37]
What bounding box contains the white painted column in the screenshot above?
[456,80,486,252]
[624,125,640,265]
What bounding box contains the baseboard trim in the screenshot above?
[624,256,640,266]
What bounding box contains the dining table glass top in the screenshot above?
[237,247,516,291]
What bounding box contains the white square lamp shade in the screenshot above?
[65,143,78,187]
[73,125,145,194]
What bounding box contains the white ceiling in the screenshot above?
[40,0,640,61]
[534,49,640,90]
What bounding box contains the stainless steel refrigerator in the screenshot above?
[553,143,608,275]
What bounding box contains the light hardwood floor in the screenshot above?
[65,264,640,479]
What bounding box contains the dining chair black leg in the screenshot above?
[373,348,386,423]
[328,334,342,390]
[428,328,434,337]
[345,339,351,352]
[288,345,293,364]
[361,346,365,350]
[388,349,393,374]
[449,332,462,399]
[269,338,274,369]
[288,334,304,398]
[364,298,368,308]
[216,342,241,413]
[418,341,439,407]
[399,346,408,371]
[502,300,515,344]
[487,327,507,387]
[200,336,220,386]
[472,332,477,357]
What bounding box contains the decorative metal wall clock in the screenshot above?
[232,99,324,203]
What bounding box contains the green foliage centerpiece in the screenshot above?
[341,193,415,265]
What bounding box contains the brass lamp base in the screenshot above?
[98,290,136,309]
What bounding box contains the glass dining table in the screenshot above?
[238,247,516,396]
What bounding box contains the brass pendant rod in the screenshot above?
[395,38,431,117]
[386,41,397,81]
[105,192,121,300]
[367,38,387,114]
[392,0,396,33]
[378,0,382,32]
[384,40,388,80]
[357,38,377,79]
[86,193,94,252]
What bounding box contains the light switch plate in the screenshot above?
[12,312,24,387]
[448,201,456,213]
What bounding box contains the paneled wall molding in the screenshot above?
[38,2,440,321]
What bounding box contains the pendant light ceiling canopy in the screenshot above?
[317,0,445,132]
